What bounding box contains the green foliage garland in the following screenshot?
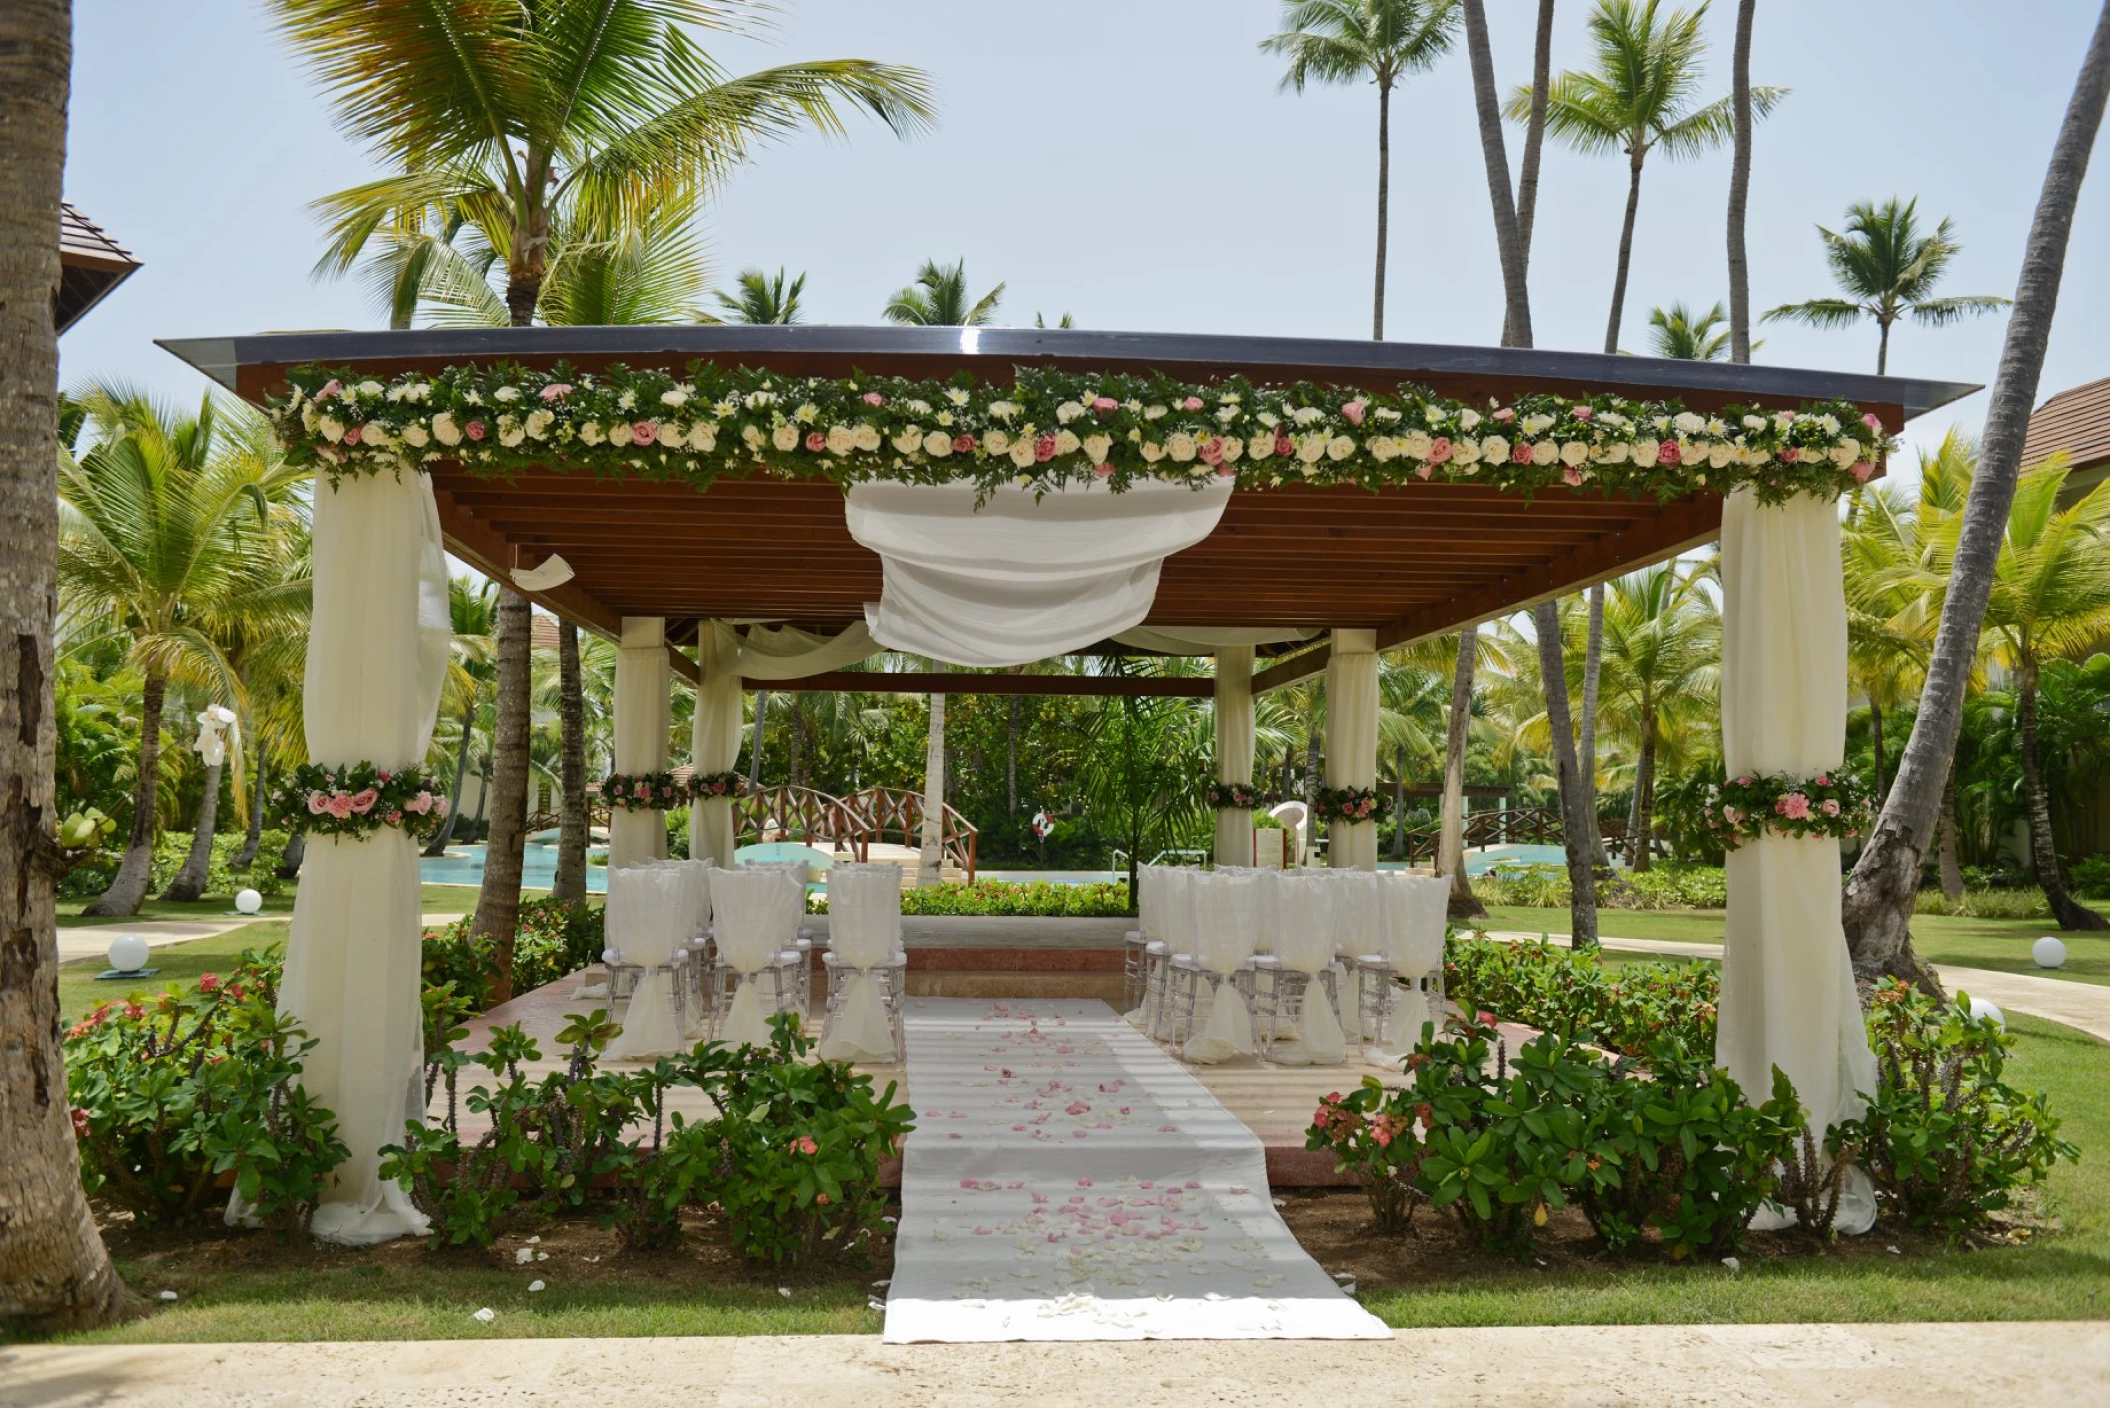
[599,770,692,811]
[268,761,449,842]
[1705,770,1871,848]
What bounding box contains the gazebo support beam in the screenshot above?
[756,671,1212,698]
[432,485,627,640]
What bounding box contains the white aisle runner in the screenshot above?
[882,997,1389,1343]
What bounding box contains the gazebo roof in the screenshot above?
[158,325,1977,691]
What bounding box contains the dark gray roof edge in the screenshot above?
[156,325,1982,420]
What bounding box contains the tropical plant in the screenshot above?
[1076,677,1212,901]
[1507,0,1784,355]
[883,257,1004,326]
[1843,9,2110,988]
[1591,562,1719,869]
[1260,0,1461,339]
[1763,198,2012,373]
[1725,0,1757,363]
[424,576,498,855]
[58,387,309,916]
[713,265,806,324]
[1645,300,1730,360]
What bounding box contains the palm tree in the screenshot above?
[1843,5,2110,986]
[884,258,1004,326]
[1645,300,1731,360]
[276,0,933,973]
[1725,0,1757,363]
[58,387,308,916]
[0,0,128,1328]
[1260,0,1461,339]
[1763,198,2012,373]
[1507,0,1784,355]
[1592,563,1719,870]
[714,266,806,324]
[400,208,714,328]
[424,576,498,857]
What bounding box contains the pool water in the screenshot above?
[422,841,608,894]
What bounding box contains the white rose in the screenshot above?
[1741,415,1766,431]
[984,429,1011,454]
[431,413,459,446]
[1451,437,1481,466]
[1055,429,1081,457]
[1479,436,1509,462]
[499,424,526,448]
[923,431,952,458]
[742,425,765,451]
[1327,435,1356,461]
[1531,440,1559,466]
[1706,444,1732,469]
[1522,413,1554,436]
[1632,439,1659,465]
[1167,432,1197,462]
[1292,407,1323,427]
[317,414,345,443]
[1257,411,1280,429]
[1560,441,1589,467]
[1403,430,1434,460]
[1057,401,1085,424]
[771,424,800,452]
[1247,433,1275,460]
[401,422,430,448]
[1459,408,1482,431]
[1370,436,1397,462]
[1140,441,1165,463]
[1673,411,1705,435]
[906,398,931,415]
[746,390,777,409]
[989,401,1020,421]
[1296,434,1327,465]
[1145,404,1168,421]
[1829,442,1856,467]
[609,421,634,447]
[300,403,319,432]
[526,409,554,439]
[1220,436,1243,463]
[826,424,855,455]
[1009,440,1037,469]
[495,386,520,403]
[356,380,384,398]
[892,429,923,455]
[661,389,689,407]
[853,424,882,452]
[688,423,717,452]
[1597,441,1629,464]
[578,421,605,446]
[1083,433,1113,462]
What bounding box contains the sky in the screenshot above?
[59,0,2110,476]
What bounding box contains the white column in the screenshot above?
[609,616,669,870]
[1325,628,1379,871]
[690,621,742,866]
[271,471,449,1245]
[1214,645,1255,866]
[1716,488,1879,1234]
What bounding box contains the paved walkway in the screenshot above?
[4,1324,2104,1406]
[54,913,467,966]
[1488,930,2110,1043]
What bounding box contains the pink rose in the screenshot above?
[1092,462,1114,478]
[1851,461,1875,482]
[540,383,573,401]
[1511,441,1534,465]
[953,433,976,454]
[805,430,826,452]
[1562,466,1584,486]
[1092,397,1118,414]
[1815,775,1831,786]
[349,787,379,814]
[632,420,658,445]
[1820,799,1841,817]
[1274,433,1294,458]
[386,809,403,824]
[1721,805,1740,825]
[1778,792,1811,820]
[343,425,363,446]
[1862,412,1883,432]
[1416,462,1434,480]
[1779,446,1800,462]
[1181,396,1203,412]
[377,771,391,782]
[1428,436,1453,465]
[1341,400,1367,426]
[408,791,433,814]
[1658,441,1682,464]
[318,446,344,464]
[324,794,355,819]
[306,791,328,815]
[1034,432,1057,462]
[863,391,886,406]
[1571,405,1593,421]
[1492,407,1516,423]
[317,379,343,400]
[433,795,449,816]
[1198,436,1224,467]
[465,419,486,441]
[634,782,650,798]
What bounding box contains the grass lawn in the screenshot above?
[59,922,290,1022]
[57,885,481,929]
[1481,905,2110,987]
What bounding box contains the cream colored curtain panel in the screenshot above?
[1213,645,1256,866]
[610,617,670,870]
[1325,628,1379,871]
[1716,488,1878,1235]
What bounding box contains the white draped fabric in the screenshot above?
[1269,871,1346,1066]
[738,621,882,678]
[817,863,903,1063]
[611,617,670,870]
[1213,645,1256,867]
[846,480,1233,667]
[708,866,797,1049]
[1324,629,1379,871]
[1716,488,1880,1236]
[1183,871,1261,1064]
[1372,873,1449,1058]
[261,471,449,1245]
[1322,869,1381,1037]
[1112,625,1314,654]
[606,866,692,1060]
[1150,867,1199,1041]
[690,622,743,867]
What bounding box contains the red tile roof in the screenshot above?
[2023,376,2110,474]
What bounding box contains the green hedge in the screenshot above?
[809,878,1131,918]
[1473,862,1728,911]
[60,828,295,901]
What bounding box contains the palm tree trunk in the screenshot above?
[1514,0,1556,270]
[1938,762,1965,902]
[0,0,127,1327]
[1304,718,1322,819]
[919,683,945,888]
[1727,0,1757,364]
[84,669,165,916]
[551,620,588,903]
[1373,79,1391,340]
[1631,722,1657,873]
[160,757,222,901]
[232,753,267,868]
[1440,628,1484,915]
[1581,583,1606,868]
[1604,154,1646,355]
[1391,743,1407,861]
[1843,1,2110,988]
[1869,701,1886,804]
[274,828,305,880]
[1462,0,1533,348]
[1876,317,1892,376]
[785,696,804,788]
[748,689,770,788]
[424,706,474,856]
[472,757,490,831]
[1006,694,1020,815]
[2019,659,2108,929]
[473,587,533,1003]
[1534,603,1600,948]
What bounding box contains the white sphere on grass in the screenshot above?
[1966,996,2006,1029]
[2034,936,2068,970]
[107,934,150,972]
[235,888,263,915]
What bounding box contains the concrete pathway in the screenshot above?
[54,913,466,966]
[1488,930,2110,1043]
[4,1323,2104,1406]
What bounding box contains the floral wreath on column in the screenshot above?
[269,762,449,841]
[1206,781,1266,810]
[1312,785,1391,824]
[1704,771,1870,848]
[599,771,693,811]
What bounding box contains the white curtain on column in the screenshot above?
[1214,645,1256,867]
[263,471,449,1245]
[846,479,1233,667]
[691,622,743,867]
[610,617,670,870]
[1325,629,1379,871]
[1716,487,1879,1235]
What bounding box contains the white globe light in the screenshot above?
[107,933,150,972]
[602,947,621,965]
[234,888,263,915]
[2033,936,2068,970]
[1966,996,2006,1029]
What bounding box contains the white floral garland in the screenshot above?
[272,362,1892,505]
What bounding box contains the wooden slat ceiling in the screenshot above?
[429,467,1722,652]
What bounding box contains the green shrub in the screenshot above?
[1445,933,1720,1057]
[1473,862,1727,911]
[419,896,605,1010]
[810,878,1131,918]
[65,949,348,1231]
[1913,887,2053,920]
[2066,855,2110,897]
[59,827,295,901]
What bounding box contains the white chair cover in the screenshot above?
[606,867,691,1060]
[1150,867,1198,1039]
[1325,869,1381,1037]
[1269,871,1346,1066]
[1184,871,1260,1064]
[710,867,794,1049]
[817,863,903,1063]
[1374,873,1450,1057]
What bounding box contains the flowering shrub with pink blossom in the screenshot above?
[268,761,449,843]
[1312,784,1390,824]
[598,770,693,811]
[1704,770,1871,849]
[271,363,1894,507]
